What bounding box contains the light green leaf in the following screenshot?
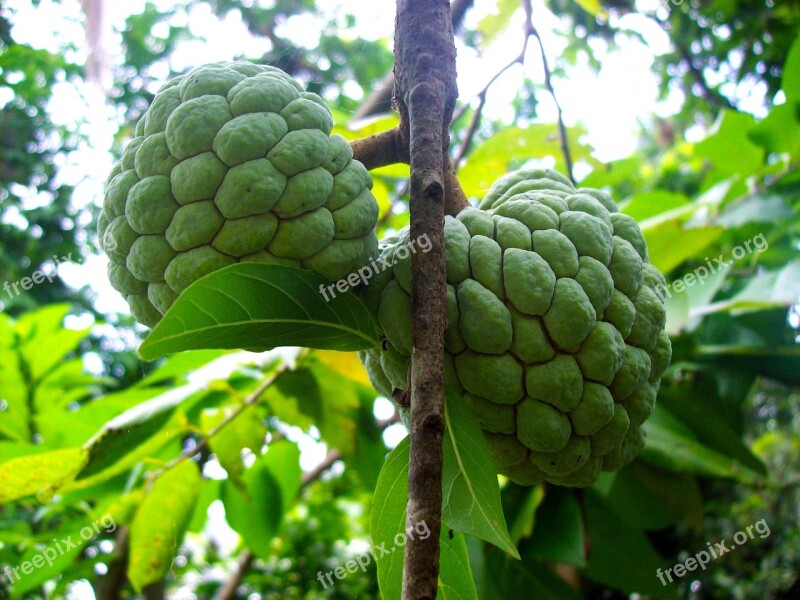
[370,437,477,600]
[371,438,409,600]
[695,110,764,183]
[640,220,724,274]
[781,31,800,101]
[620,190,690,222]
[442,391,519,558]
[261,439,302,514]
[222,455,284,560]
[459,124,593,198]
[139,264,379,360]
[16,304,89,384]
[0,447,86,503]
[128,461,201,592]
[642,407,763,483]
[201,402,267,481]
[575,0,606,17]
[476,0,519,49]
[749,103,800,158]
[695,259,800,315]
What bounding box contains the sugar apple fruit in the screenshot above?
[98,61,379,327]
[358,168,671,487]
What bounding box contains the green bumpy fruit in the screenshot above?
[98,61,379,327]
[359,168,671,487]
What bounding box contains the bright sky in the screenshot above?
[3,0,690,292]
[0,0,699,373]
[4,0,731,340]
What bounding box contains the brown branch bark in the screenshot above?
[94,526,129,600]
[351,129,467,216]
[394,0,457,597]
[353,0,472,121]
[351,127,408,170]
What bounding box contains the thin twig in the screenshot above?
[653,14,736,112]
[146,364,291,484]
[212,414,400,600]
[453,42,530,167]
[523,0,575,182]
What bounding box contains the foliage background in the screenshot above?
[0,0,798,598]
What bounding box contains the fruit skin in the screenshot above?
[358,169,671,487]
[98,61,379,327]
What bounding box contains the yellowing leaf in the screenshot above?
[575,0,606,17]
[314,350,372,387]
[128,461,201,592]
[0,447,86,502]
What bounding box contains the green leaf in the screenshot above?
[475,0,519,49]
[583,489,677,598]
[371,438,409,600]
[77,386,193,480]
[603,463,704,531]
[437,529,478,600]
[694,344,800,386]
[522,487,585,566]
[507,486,544,544]
[620,190,690,222]
[370,437,477,600]
[695,111,764,184]
[749,103,800,158]
[481,547,581,600]
[128,461,201,592]
[260,439,302,514]
[9,523,86,598]
[348,388,388,489]
[642,407,763,483]
[640,220,724,274]
[222,455,285,560]
[659,387,768,477]
[442,390,519,559]
[262,364,361,455]
[781,32,800,101]
[201,402,267,481]
[0,448,86,503]
[139,264,380,360]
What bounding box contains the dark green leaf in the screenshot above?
[442,390,519,558]
[139,264,380,360]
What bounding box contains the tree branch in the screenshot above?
[94,526,129,600]
[394,0,457,597]
[523,0,574,183]
[212,414,401,600]
[351,129,467,216]
[146,364,290,484]
[353,0,473,121]
[351,127,408,170]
